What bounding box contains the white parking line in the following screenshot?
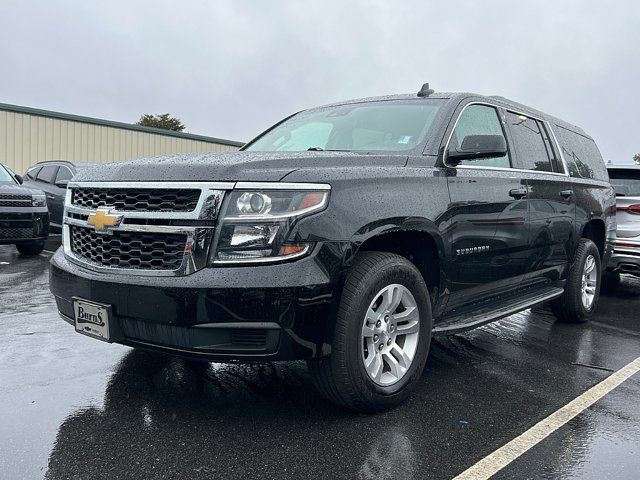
[453,356,640,480]
[43,250,57,254]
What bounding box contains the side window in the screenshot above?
[450,105,510,168]
[36,166,58,184]
[505,112,554,172]
[55,167,73,184]
[555,126,608,181]
[26,166,41,180]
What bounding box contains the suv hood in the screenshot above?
[72,152,408,183]
[0,183,42,197]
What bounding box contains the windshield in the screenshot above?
[0,165,17,184]
[608,168,640,196]
[245,100,444,152]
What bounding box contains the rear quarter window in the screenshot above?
[554,125,608,181]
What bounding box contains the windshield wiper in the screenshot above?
[307,147,352,152]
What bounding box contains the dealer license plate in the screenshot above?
[73,298,111,341]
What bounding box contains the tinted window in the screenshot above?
[26,166,41,180]
[451,104,510,168]
[608,168,640,196]
[245,100,443,152]
[506,112,553,172]
[55,167,73,184]
[555,126,608,181]
[36,166,58,184]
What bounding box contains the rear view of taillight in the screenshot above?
[617,204,640,215]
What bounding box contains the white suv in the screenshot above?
[607,165,640,282]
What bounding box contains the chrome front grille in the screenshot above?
[70,225,187,270]
[72,187,200,212]
[63,181,234,276]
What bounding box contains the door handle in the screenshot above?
[46,194,55,199]
[509,187,528,199]
[559,190,573,199]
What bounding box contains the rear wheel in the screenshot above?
[16,241,45,256]
[551,239,601,323]
[307,252,432,412]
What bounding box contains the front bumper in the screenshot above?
[0,209,49,244]
[50,243,346,362]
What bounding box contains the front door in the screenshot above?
[443,103,531,311]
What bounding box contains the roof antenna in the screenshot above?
[417,83,434,97]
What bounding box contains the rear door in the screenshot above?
[442,103,531,310]
[504,111,575,278]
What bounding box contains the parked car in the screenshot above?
[49,86,615,411]
[605,165,640,285]
[22,161,96,231]
[0,163,49,255]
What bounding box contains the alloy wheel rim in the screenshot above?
[581,254,598,310]
[361,284,420,386]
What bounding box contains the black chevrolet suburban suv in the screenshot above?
[0,163,49,255]
[50,86,615,411]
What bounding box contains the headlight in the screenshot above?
[211,186,329,264]
[31,194,47,207]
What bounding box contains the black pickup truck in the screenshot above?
[50,86,615,411]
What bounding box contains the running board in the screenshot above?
[433,286,564,334]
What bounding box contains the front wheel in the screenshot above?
[16,241,45,256]
[551,239,601,323]
[307,252,432,412]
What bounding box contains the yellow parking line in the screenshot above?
[453,356,640,480]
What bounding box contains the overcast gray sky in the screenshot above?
[1,0,638,163]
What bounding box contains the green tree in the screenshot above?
[136,113,185,132]
[634,153,640,165]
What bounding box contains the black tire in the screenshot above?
[551,239,601,323]
[601,270,621,293]
[307,251,432,412]
[16,241,45,256]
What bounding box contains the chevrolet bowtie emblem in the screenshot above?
[86,208,123,233]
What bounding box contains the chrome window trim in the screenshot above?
[443,101,571,178]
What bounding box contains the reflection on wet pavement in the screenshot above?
[1,244,639,480]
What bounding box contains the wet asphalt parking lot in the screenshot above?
[1,236,639,480]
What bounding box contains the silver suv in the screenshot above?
[607,165,640,281]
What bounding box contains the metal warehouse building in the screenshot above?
[0,102,243,174]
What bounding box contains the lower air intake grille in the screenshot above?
[70,225,187,270]
[231,329,268,347]
[0,227,34,239]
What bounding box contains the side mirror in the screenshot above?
[14,174,24,184]
[447,135,507,165]
[55,179,69,188]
